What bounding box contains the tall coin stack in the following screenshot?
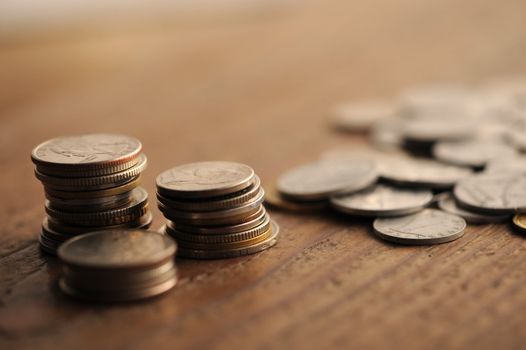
[156,161,279,259]
[31,134,152,254]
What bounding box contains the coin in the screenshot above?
[332,100,398,132]
[277,159,378,201]
[35,154,147,191]
[168,206,267,235]
[46,191,132,212]
[58,230,176,269]
[484,155,526,174]
[433,140,516,168]
[264,183,328,213]
[330,184,433,217]
[31,134,142,172]
[45,187,149,226]
[512,214,526,233]
[44,176,141,199]
[437,193,510,224]
[373,209,466,245]
[157,161,255,199]
[45,212,152,235]
[176,220,280,259]
[454,173,526,214]
[380,156,472,189]
[400,85,471,118]
[157,176,261,212]
[402,118,475,144]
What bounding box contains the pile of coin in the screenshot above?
[58,230,177,302]
[31,134,152,254]
[156,161,279,259]
[272,80,526,244]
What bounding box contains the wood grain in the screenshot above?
[1,0,526,349]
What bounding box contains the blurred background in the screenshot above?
[1,0,526,224]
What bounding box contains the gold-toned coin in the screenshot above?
[174,225,272,250]
[156,161,255,199]
[177,220,280,259]
[512,214,526,233]
[44,176,141,199]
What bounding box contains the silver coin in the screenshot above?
[400,85,471,118]
[277,159,378,201]
[402,117,475,143]
[437,193,510,224]
[156,161,255,199]
[380,156,472,189]
[506,118,526,151]
[484,155,526,174]
[332,100,398,132]
[373,208,466,245]
[58,230,176,269]
[369,118,405,150]
[433,140,517,168]
[31,133,142,169]
[454,173,526,214]
[330,184,433,217]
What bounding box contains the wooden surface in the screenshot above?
[1,1,526,349]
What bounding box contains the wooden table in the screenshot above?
[1,1,526,349]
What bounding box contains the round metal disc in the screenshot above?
[156,161,255,199]
[437,193,510,224]
[31,134,142,170]
[264,183,328,213]
[373,209,466,245]
[277,159,378,201]
[484,155,526,174]
[332,100,398,132]
[58,230,176,269]
[433,140,517,168]
[454,173,526,214]
[330,184,433,217]
[512,214,526,233]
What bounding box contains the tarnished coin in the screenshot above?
[373,209,466,245]
[277,159,378,201]
[58,230,176,268]
[31,134,142,172]
[330,184,433,217]
[45,187,149,226]
[433,140,516,168]
[264,183,328,213]
[380,156,472,189]
[35,154,147,191]
[512,214,526,233]
[437,193,510,224]
[454,173,526,214]
[157,176,261,212]
[157,161,255,199]
[332,100,398,132]
[176,220,280,259]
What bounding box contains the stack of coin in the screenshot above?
[31,134,152,254]
[58,230,177,302]
[156,161,279,259]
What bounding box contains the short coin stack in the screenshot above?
[31,134,152,254]
[58,230,177,302]
[156,161,279,259]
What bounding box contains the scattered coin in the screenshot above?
[373,209,466,245]
[277,159,378,201]
[330,184,433,217]
[31,134,151,254]
[58,230,177,302]
[437,193,510,224]
[157,162,278,258]
[433,140,516,168]
[332,100,399,132]
[454,173,526,214]
[484,155,526,174]
[264,183,328,213]
[380,156,472,189]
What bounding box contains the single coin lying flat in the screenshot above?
[373,209,466,245]
[330,184,433,217]
[437,193,510,224]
